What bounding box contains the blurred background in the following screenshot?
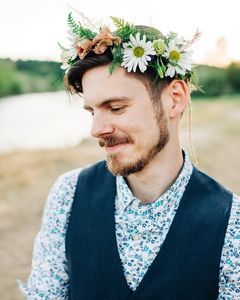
[0,0,239,299]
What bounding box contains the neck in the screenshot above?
[126,142,184,204]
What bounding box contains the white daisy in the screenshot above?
[121,32,156,73]
[163,39,193,77]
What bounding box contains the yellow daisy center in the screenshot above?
[169,50,180,61]
[133,46,145,58]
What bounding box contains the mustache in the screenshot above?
[98,134,134,148]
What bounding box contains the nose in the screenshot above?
[90,112,114,138]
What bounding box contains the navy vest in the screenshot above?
[66,161,233,300]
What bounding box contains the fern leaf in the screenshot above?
[67,12,96,39]
[110,17,125,29]
[67,13,81,35]
[115,26,137,42]
[110,16,133,30]
[79,28,96,39]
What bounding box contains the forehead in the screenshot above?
[82,65,150,107]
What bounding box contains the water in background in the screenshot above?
[0,91,92,152]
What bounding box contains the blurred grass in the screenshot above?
[0,96,239,299]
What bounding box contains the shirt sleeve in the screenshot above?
[218,194,240,300]
[17,168,81,300]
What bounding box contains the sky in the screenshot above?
[0,0,240,65]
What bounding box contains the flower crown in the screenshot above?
[59,12,200,82]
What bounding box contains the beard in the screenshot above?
[98,112,169,177]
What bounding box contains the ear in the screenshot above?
[167,80,189,119]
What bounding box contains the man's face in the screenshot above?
[82,65,169,176]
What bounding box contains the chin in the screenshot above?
[106,154,148,176]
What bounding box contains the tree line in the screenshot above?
[192,63,240,97]
[0,58,240,99]
[0,58,64,98]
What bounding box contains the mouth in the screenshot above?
[105,143,127,153]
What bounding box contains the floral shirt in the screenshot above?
[18,153,240,299]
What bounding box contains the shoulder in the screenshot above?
[46,161,108,209]
[192,167,233,199]
[192,167,231,191]
[47,168,83,206]
[219,194,240,298]
[226,193,240,239]
[40,168,83,228]
[231,194,240,214]
[55,167,83,188]
[226,193,240,238]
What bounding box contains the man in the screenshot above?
[18,13,240,299]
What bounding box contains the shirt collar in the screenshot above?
[116,150,193,215]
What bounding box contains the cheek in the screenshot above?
[116,105,158,136]
[129,120,159,141]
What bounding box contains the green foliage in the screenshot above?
[0,59,22,97]
[1,57,240,100]
[0,58,64,98]
[111,17,162,42]
[192,65,229,97]
[109,46,123,74]
[175,62,240,98]
[225,62,240,93]
[150,57,166,79]
[110,17,132,29]
[111,16,137,41]
[67,13,96,39]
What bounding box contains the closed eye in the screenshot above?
[110,106,126,113]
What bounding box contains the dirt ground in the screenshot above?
[0,99,239,299]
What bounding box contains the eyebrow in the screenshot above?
[83,97,131,111]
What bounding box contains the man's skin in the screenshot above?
[82,65,190,204]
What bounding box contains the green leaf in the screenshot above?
[109,46,123,75]
[109,61,119,74]
[115,26,137,42]
[110,16,137,41]
[67,12,96,39]
[110,17,131,29]
[67,13,81,34]
[79,28,97,39]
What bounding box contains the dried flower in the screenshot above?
[76,39,94,59]
[93,27,121,54]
